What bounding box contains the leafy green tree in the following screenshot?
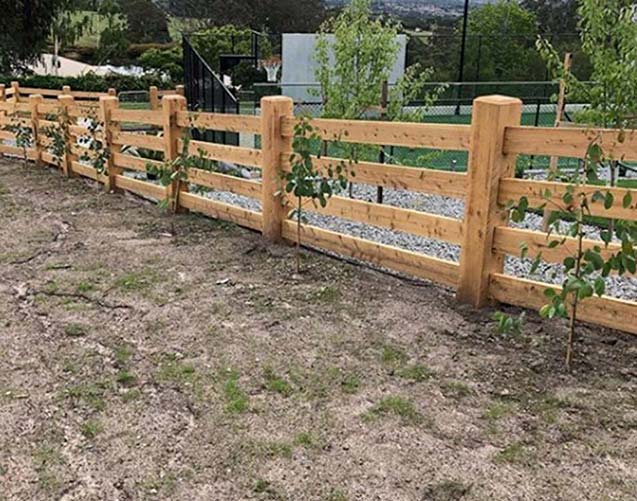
[138,46,183,81]
[316,0,436,122]
[0,0,64,72]
[521,0,579,34]
[95,0,127,64]
[462,0,543,81]
[50,0,92,76]
[120,0,171,44]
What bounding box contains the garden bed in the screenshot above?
[1,159,636,500]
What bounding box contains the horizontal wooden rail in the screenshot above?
[0,130,15,140]
[113,132,165,151]
[281,117,471,151]
[498,178,637,221]
[281,154,467,198]
[504,126,637,162]
[281,220,459,287]
[493,226,622,264]
[112,152,162,172]
[37,103,62,115]
[70,161,106,183]
[20,87,63,96]
[182,139,262,168]
[179,192,263,231]
[0,144,37,159]
[114,175,167,200]
[490,273,637,335]
[284,193,464,245]
[111,109,163,127]
[186,168,262,199]
[41,151,58,165]
[176,111,261,134]
[0,117,31,127]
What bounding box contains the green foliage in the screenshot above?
[366,396,424,425]
[283,118,353,273]
[511,141,636,368]
[492,311,526,336]
[42,108,71,169]
[190,25,271,72]
[0,0,64,72]
[79,108,110,175]
[538,0,637,130]
[138,46,183,81]
[120,0,170,44]
[146,119,212,211]
[223,370,249,414]
[0,74,172,93]
[4,117,34,165]
[463,0,542,82]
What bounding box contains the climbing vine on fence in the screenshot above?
[80,109,110,176]
[41,110,70,170]
[4,117,33,166]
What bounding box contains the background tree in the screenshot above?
[50,0,92,76]
[521,0,579,34]
[95,0,127,64]
[462,0,542,82]
[120,0,171,44]
[0,0,64,73]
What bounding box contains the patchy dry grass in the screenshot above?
[1,160,637,500]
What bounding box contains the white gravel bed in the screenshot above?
[197,177,636,302]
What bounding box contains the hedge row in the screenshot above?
[0,73,178,93]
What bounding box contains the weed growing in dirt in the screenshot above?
[116,370,137,388]
[114,268,161,292]
[492,311,525,336]
[440,380,475,399]
[421,480,472,500]
[64,323,88,337]
[380,344,408,367]
[293,431,320,449]
[325,489,348,501]
[32,444,65,491]
[314,285,340,303]
[483,400,516,422]
[80,419,103,439]
[223,370,249,413]
[64,382,107,411]
[396,364,434,382]
[156,354,197,389]
[365,396,424,425]
[494,442,532,465]
[263,366,294,396]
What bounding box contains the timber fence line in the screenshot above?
[0,91,635,335]
[0,82,184,110]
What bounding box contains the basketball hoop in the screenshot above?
[261,57,281,83]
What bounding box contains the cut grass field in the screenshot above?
[1,159,636,500]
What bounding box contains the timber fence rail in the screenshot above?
[0,82,184,110]
[0,93,635,335]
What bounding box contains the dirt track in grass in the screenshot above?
[1,159,636,501]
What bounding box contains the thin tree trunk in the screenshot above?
[296,196,301,274]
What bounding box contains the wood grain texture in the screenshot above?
[186,168,262,199]
[177,111,261,134]
[504,126,637,162]
[179,192,263,231]
[281,117,471,150]
[490,273,637,335]
[281,220,459,288]
[283,193,464,244]
[457,95,522,307]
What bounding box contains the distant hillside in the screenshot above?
[325,0,494,17]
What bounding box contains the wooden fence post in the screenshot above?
[261,96,294,243]
[108,88,117,97]
[62,85,71,96]
[58,95,75,176]
[175,85,185,97]
[29,94,44,167]
[457,95,522,308]
[149,86,160,110]
[0,84,5,102]
[100,96,121,192]
[11,81,20,103]
[162,94,188,212]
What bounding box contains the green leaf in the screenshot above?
[604,191,614,210]
[623,191,632,209]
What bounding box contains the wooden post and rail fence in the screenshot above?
[0,91,635,336]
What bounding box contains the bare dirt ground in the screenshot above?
[1,159,636,501]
